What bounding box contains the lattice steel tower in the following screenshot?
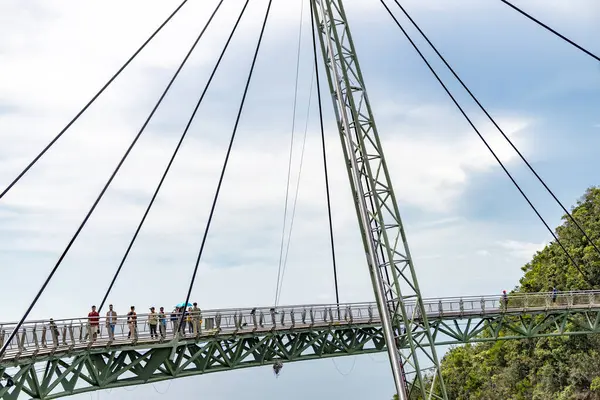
[311,0,447,398]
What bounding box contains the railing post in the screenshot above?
[252,312,258,330]
[233,311,241,331]
[258,311,264,327]
[216,313,222,330]
[173,318,180,336]
[237,313,243,330]
[32,325,39,350]
[60,326,66,346]
[51,326,59,348]
[41,326,47,348]
[69,325,75,346]
[438,300,443,317]
[345,306,353,323]
[568,292,574,307]
[19,328,26,352]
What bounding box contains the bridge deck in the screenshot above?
[2,290,600,364]
[2,291,600,399]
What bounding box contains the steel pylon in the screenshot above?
[310,0,448,398]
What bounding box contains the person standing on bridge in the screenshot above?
[191,302,202,335]
[158,307,167,339]
[105,304,117,340]
[552,287,558,304]
[127,306,137,339]
[502,290,509,311]
[148,307,159,339]
[48,318,60,346]
[186,307,194,334]
[88,305,100,342]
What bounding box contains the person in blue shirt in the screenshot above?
[158,307,167,338]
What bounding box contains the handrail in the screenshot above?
[1,290,598,327]
[1,290,599,361]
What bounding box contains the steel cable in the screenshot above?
[0,0,225,359]
[380,0,592,285]
[98,0,251,312]
[0,0,189,200]
[276,71,314,306]
[499,0,600,63]
[391,0,600,260]
[178,0,274,327]
[310,0,340,304]
[274,0,306,306]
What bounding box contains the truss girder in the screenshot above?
[0,325,384,400]
[3,307,600,399]
[311,0,445,398]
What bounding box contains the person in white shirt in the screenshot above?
[106,304,117,339]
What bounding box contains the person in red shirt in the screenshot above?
[88,305,100,341]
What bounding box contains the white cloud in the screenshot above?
[497,239,547,260]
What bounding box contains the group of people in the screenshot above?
[84,303,203,342]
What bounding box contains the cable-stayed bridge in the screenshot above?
[1,0,599,399]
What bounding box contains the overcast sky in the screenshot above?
[1,0,599,398]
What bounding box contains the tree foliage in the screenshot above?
[438,186,600,399]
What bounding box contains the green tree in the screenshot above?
[439,186,600,399]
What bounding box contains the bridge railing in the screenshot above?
[418,290,600,317]
[2,290,600,360]
[0,302,381,360]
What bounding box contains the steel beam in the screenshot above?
[310,0,446,398]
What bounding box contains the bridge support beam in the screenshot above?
[310,0,447,398]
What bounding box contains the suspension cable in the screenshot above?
[499,0,600,63]
[274,0,305,306]
[98,0,250,313]
[390,0,600,260]
[379,0,592,285]
[0,0,189,201]
[178,0,274,326]
[0,0,225,359]
[276,70,315,306]
[310,0,340,305]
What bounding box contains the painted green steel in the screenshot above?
[310,0,446,398]
[3,302,600,399]
[0,324,385,400]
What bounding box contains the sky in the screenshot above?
[0,0,599,398]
